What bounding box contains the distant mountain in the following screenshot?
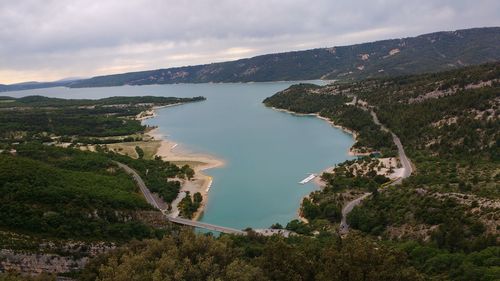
[55,76,87,82]
[0,80,74,92]
[2,27,498,92]
[68,27,500,88]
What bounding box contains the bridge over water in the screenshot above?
[167,216,246,235]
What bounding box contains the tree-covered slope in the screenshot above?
[263,83,397,155]
[0,144,168,241]
[266,63,499,196]
[264,63,499,280]
[65,27,500,88]
[79,230,423,281]
[0,95,200,276]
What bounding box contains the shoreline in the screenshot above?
[269,106,371,157]
[146,128,225,221]
[269,106,373,223]
[136,103,184,121]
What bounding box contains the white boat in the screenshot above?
[299,173,316,184]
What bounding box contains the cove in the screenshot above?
[9,81,354,229]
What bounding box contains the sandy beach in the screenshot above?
[136,103,183,121]
[146,128,224,220]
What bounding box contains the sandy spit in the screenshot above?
[146,128,224,221]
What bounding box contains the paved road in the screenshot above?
[339,100,414,234]
[114,161,162,210]
[389,132,413,185]
[339,193,371,234]
[367,108,413,184]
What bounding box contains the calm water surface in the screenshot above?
[9,82,354,229]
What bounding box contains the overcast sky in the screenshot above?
[1,0,499,84]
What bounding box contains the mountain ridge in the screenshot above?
[1,27,499,92]
[68,26,500,88]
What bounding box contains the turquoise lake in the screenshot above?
[8,82,354,229]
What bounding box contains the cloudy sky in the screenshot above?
[1,0,499,84]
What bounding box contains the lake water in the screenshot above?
[7,82,354,229]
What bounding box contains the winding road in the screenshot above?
[339,101,413,234]
[339,193,371,233]
[368,108,413,184]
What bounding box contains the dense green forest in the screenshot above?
[78,230,424,281]
[61,27,500,88]
[264,83,397,155]
[0,95,204,142]
[0,144,165,242]
[263,63,499,280]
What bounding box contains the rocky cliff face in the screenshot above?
[1,249,87,275]
[0,242,114,275]
[0,210,169,276]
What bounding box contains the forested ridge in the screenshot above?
[263,63,499,280]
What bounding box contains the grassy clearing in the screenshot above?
[107,140,161,159]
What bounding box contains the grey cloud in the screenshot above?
[0,0,499,83]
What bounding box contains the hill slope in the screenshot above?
[263,63,499,280]
[67,27,500,88]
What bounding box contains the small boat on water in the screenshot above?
[299,173,316,184]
